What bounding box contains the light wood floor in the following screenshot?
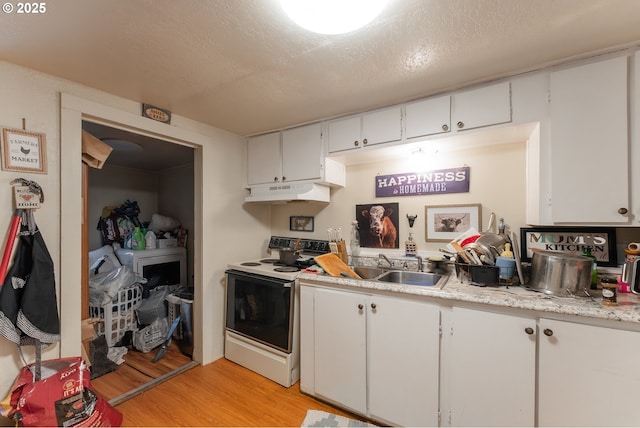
[114,357,361,427]
[91,341,194,403]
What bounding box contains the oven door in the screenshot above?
[225,269,295,353]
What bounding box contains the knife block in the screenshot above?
[336,240,349,264]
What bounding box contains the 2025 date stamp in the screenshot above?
[2,2,47,14]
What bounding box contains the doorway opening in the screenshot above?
[82,121,198,403]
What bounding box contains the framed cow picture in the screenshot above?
[425,203,482,242]
[356,202,399,249]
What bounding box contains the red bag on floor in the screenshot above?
[1,357,122,427]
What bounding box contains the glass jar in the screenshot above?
[350,220,360,257]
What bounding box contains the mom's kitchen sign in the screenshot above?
[375,166,470,197]
[520,227,618,267]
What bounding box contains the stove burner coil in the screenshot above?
[274,266,300,273]
[240,262,262,266]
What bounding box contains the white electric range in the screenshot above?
[224,237,329,387]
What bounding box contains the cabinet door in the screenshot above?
[405,95,451,139]
[328,115,362,153]
[314,288,367,414]
[449,307,535,427]
[452,81,511,131]
[550,56,629,223]
[247,132,281,185]
[361,106,403,147]
[368,296,440,427]
[539,318,640,427]
[281,123,323,182]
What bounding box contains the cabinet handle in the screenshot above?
[362,138,368,145]
[618,207,629,215]
[358,304,364,310]
[457,121,464,129]
[543,328,554,337]
[525,327,534,335]
[442,124,449,131]
[282,176,286,181]
[371,303,377,309]
[354,140,359,147]
[274,177,279,182]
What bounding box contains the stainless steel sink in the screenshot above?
[354,266,389,279]
[375,270,447,288]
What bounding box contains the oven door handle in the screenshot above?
[283,281,294,288]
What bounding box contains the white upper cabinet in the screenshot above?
[247,131,281,186]
[281,123,323,183]
[328,106,402,153]
[550,55,629,223]
[405,82,511,141]
[452,81,512,131]
[247,123,333,186]
[405,94,451,139]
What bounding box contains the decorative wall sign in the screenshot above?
[375,166,470,197]
[520,227,618,267]
[142,103,172,124]
[13,186,41,209]
[289,216,314,232]
[356,202,399,248]
[1,128,47,174]
[425,203,481,242]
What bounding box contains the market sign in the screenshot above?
[375,166,470,198]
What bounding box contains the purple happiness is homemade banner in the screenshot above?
[375,166,470,197]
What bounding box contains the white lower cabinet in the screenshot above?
[538,318,640,427]
[301,282,640,427]
[300,285,440,426]
[447,307,536,427]
[313,287,367,413]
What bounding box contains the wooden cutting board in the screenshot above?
[314,253,361,279]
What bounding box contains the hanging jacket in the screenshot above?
[0,224,60,346]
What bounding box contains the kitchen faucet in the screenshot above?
[416,255,424,272]
[378,253,393,268]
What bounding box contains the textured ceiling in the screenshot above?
[2,0,640,137]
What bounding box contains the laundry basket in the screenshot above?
[89,283,143,347]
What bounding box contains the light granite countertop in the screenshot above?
[297,270,640,325]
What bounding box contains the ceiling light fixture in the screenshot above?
[279,0,388,35]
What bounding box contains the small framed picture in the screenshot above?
[425,203,482,242]
[2,128,47,174]
[290,216,314,232]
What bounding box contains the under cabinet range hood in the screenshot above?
[245,182,330,203]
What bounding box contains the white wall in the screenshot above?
[0,60,270,398]
[159,164,195,286]
[271,141,526,258]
